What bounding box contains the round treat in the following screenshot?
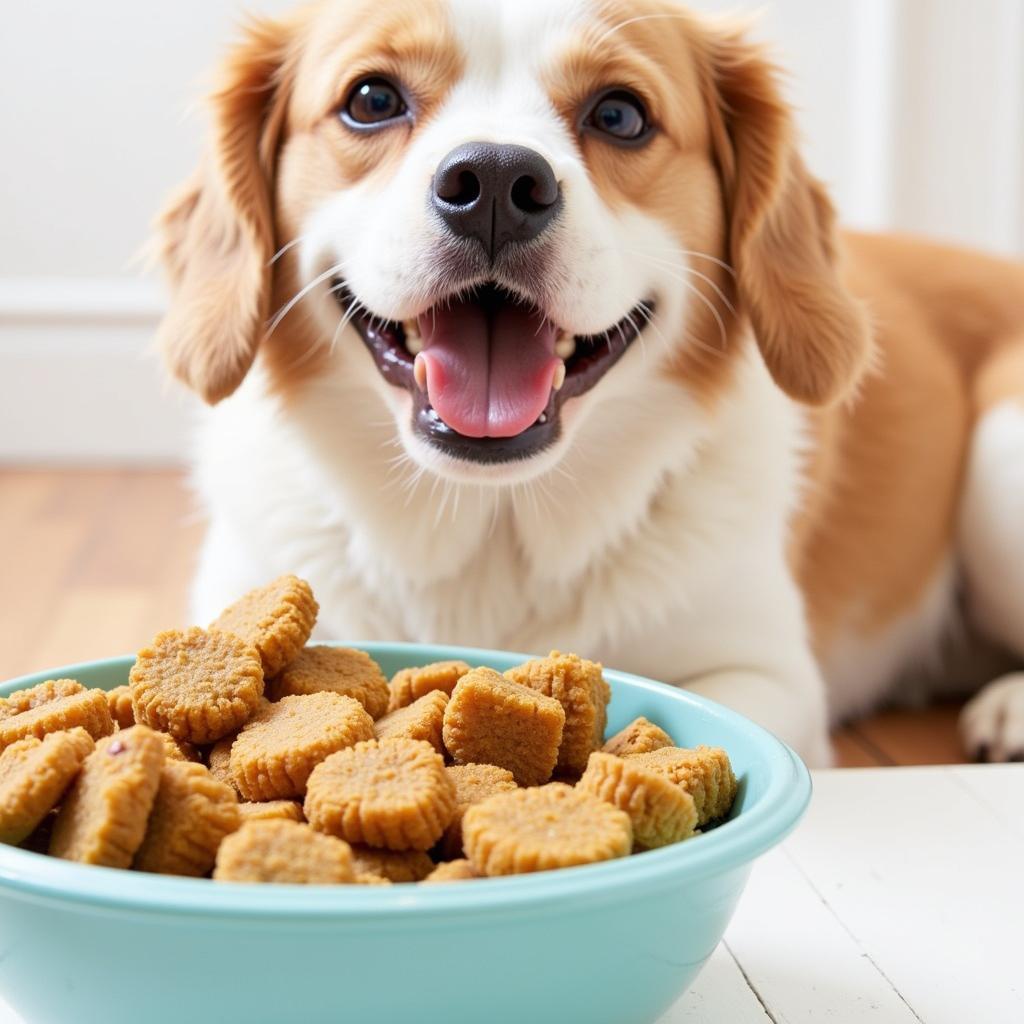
[602,717,674,757]
[134,761,240,876]
[129,627,264,745]
[626,746,737,825]
[504,651,610,776]
[442,763,518,858]
[0,729,95,845]
[230,692,374,801]
[388,660,471,713]
[350,846,435,883]
[238,800,305,824]
[463,783,632,876]
[214,819,355,884]
[0,687,113,753]
[577,751,698,848]
[106,686,135,730]
[304,738,456,851]
[210,574,318,677]
[49,726,165,868]
[157,731,201,764]
[423,859,478,883]
[207,734,239,793]
[374,690,448,753]
[270,646,389,720]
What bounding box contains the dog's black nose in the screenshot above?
[431,142,561,258]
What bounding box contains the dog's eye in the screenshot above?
[585,90,650,143]
[342,77,407,127]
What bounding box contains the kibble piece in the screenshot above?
[350,846,434,883]
[388,661,471,713]
[134,761,240,876]
[214,819,354,884]
[463,783,632,876]
[0,688,113,753]
[238,800,304,824]
[129,627,264,745]
[355,871,392,886]
[627,746,737,825]
[207,735,238,792]
[374,690,448,753]
[158,732,201,764]
[504,652,610,776]
[49,726,165,868]
[210,574,318,677]
[577,752,697,848]
[270,646,389,720]
[423,859,478,883]
[0,729,95,845]
[231,693,375,801]
[304,738,455,851]
[602,717,674,757]
[442,669,564,787]
[106,686,135,730]
[441,763,518,858]
[0,679,84,720]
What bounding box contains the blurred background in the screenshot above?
[1,0,1022,763]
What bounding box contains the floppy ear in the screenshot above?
[704,29,873,405]
[156,18,294,404]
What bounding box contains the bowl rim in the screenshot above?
[0,642,811,918]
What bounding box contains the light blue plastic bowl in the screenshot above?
[0,644,810,1024]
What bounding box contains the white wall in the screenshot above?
[1,0,1022,462]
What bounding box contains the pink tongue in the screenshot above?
[418,297,560,438]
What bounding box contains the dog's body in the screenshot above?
[161,0,1024,766]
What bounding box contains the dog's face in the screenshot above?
[159,0,869,484]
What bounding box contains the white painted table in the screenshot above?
[2,766,1020,1023]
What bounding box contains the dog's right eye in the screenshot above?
[341,77,408,128]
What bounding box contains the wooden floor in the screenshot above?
[0,468,970,767]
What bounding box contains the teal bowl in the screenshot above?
[0,644,810,1024]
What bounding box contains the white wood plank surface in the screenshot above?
[2,766,1020,1024]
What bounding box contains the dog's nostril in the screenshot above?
[450,170,481,206]
[510,174,550,214]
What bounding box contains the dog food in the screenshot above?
[1,573,737,885]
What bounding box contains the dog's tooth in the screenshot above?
[405,321,424,356]
[552,361,566,392]
[554,333,576,360]
[413,353,428,391]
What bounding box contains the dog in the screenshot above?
[156,0,1024,767]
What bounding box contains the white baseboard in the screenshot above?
[0,277,194,463]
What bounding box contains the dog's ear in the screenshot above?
[156,18,295,404]
[703,27,873,405]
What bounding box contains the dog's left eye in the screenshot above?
[584,90,650,143]
[342,77,408,127]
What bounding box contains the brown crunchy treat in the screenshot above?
[504,652,610,776]
[134,761,240,876]
[355,871,393,886]
[158,732,201,764]
[207,735,238,792]
[577,751,697,848]
[238,800,304,824]
[270,646,389,720]
[49,726,165,868]
[441,763,518,858]
[214,819,354,884]
[442,669,564,787]
[230,693,374,801]
[423,858,478,883]
[350,846,434,883]
[374,690,448,753]
[0,729,95,845]
[106,686,135,730]
[388,660,471,713]
[627,746,737,825]
[0,688,113,753]
[0,679,84,720]
[463,783,632,876]
[602,717,674,758]
[129,627,264,745]
[210,574,318,677]
[304,738,455,851]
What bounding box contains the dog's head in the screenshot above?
[159,0,870,482]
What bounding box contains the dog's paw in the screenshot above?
[959,673,1024,762]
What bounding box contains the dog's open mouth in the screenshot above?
[336,281,653,463]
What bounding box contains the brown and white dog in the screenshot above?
[157,0,1024,766]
